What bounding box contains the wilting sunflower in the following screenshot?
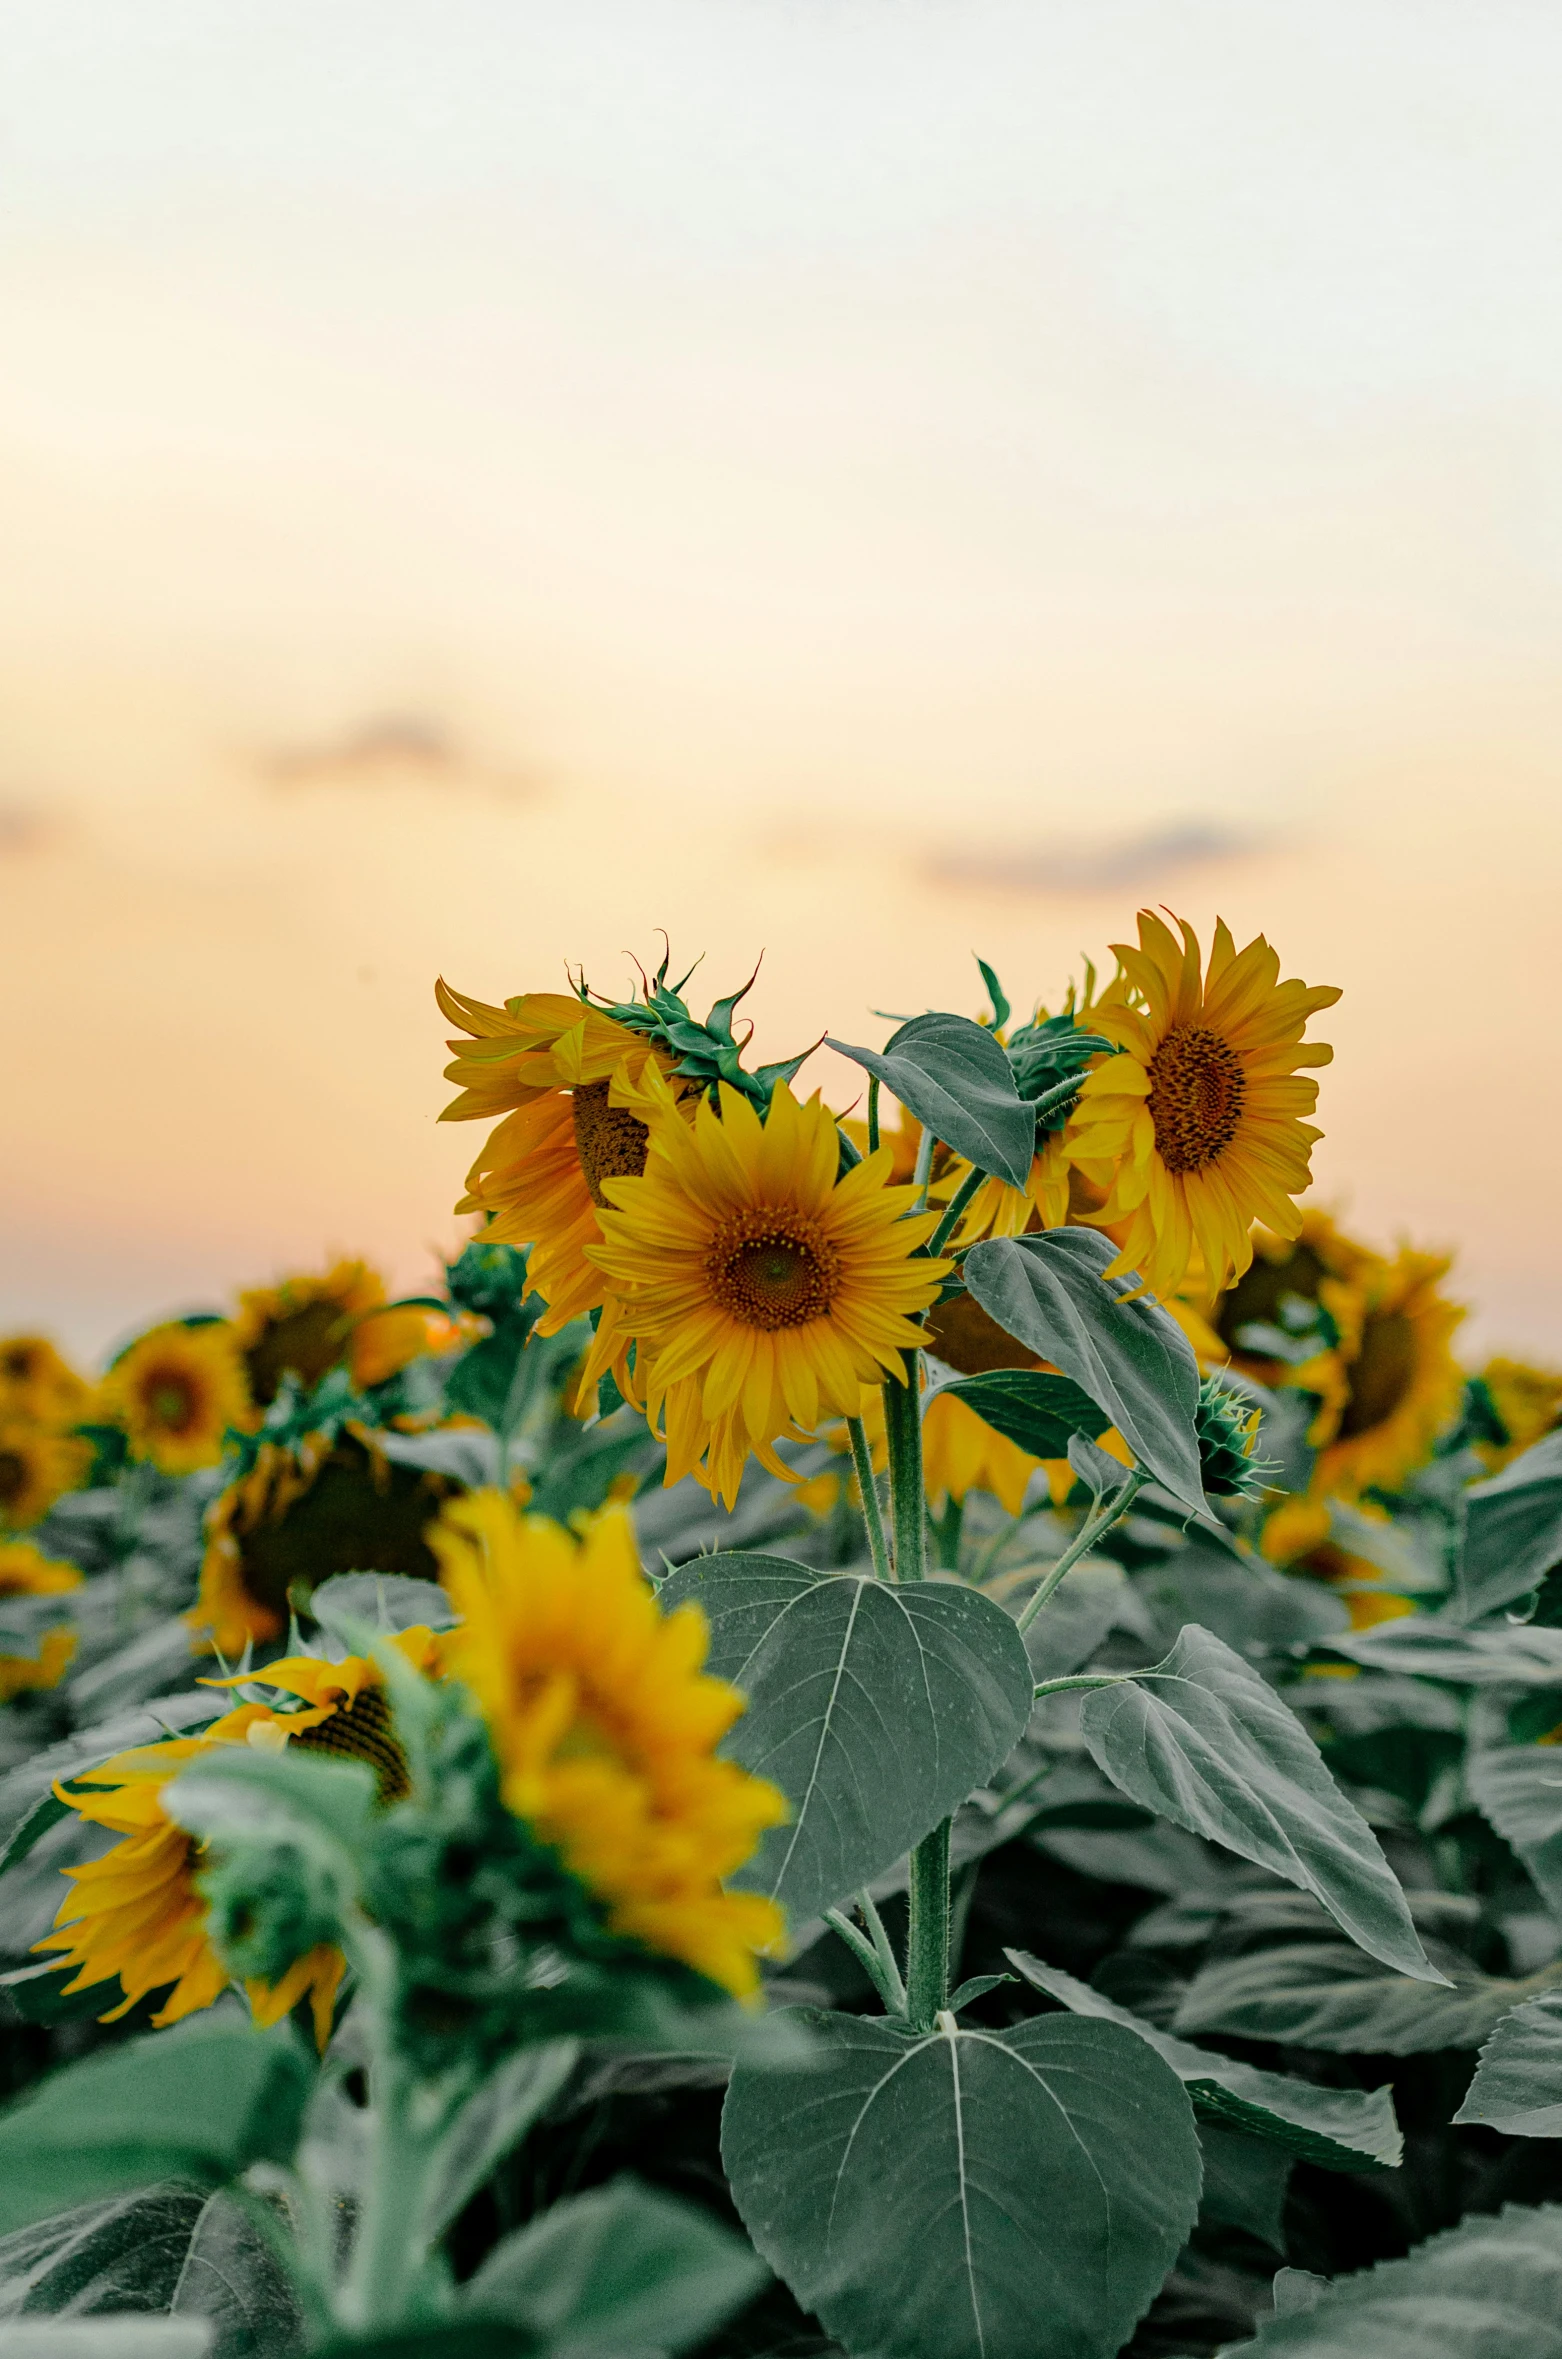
[0,1420,91,1532]
[0,1336,92,1427]
[585,1082,948,1507]
[431,1490,785,1998]
[0,1538,81,1700]
[100,1322,250,1477]
[1309,1247,1465,1499]
[437,984,693,1334]
[1474,1356,1562,1474]
[195,1426,456,1654]
[1065,913,1340,1302]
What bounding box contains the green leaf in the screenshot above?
[0,1794,73,1879]
[310,1573,457,1640]
[465,2177,768,2357]
[825,1013,1036,1189]
[0,2021,314,2236]
[1237,2200,1562,2355]
[1007,1953,1402,2169]
[1455,1991,1562,2135]
[1019,1560,1136,1687]
[1317,1622,1562,1686]
[1138,1548,1348,1672]
[318,2330,537,2359]
[658,1554,1033,1922]
[961,1231,1206,1511]
[421,2044,581,2244]
[445,1310,544,1437]
[0,2187,211,2318]
[1079,1624,1441,1980]
[0,1697,229,1854]
[1462,1433,1562,1618]
[935,1369,1106,1459]
[0,2324,216,2354]
[1469,1747,1562,1916]
[165,1747,376,1863]
[1175,1940,1561,2054]
[1199,2121,1292,2246]
[722,2007,1201,2359]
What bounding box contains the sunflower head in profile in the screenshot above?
[99,1321,251,1478]
[0,1336,92,1427]
[234,1259,386,1406]
[0,1420,92,1532]
[584,1082,949,1507]
[1310,1247,1465,1500]
[437,984,688,1336]
[1472,1356,1562,1474]
[194,1426,455,1655]
[1065,913,1341,1303]
[431,1490,786,2000]
[0,1537,81,1700]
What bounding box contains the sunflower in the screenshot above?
[1309,1247,1465,1499]
[0,1421,92,1532]
[840,1104,1078,1249]
[584,1082,948,1507]
[431,1490,785,1998]
[437,984,694,1335]
[99,1323,251,1477]
[0,1538,81,1701]
[1260,1497,1414,1631]
[195,1426,455,1654]
[0,1336,92,1427]
[1474,1356,1562,1474]
[1065,913,1340,1302]
[234,1259,385,1406]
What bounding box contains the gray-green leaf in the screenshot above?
[1237,2199,1562,2355]
[935,1370,1106,1459]
[1176,1940,1560,2055]
[658,1554,1033,1923]
[1469,1748,1562,1918]
[1317,1622,1562,1687]
[1007,1953,1401,2170]
[826,1013,1036,1189]
[1462,1433,1562,1619]
[1455,1992,1562,2136]
[961,1231,1206,1511]
[722,2008,1200,2359]
[1079,1624,1441,1980]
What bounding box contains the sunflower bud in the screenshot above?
[1195,1377,1274,1500]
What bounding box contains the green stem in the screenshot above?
[855,1886,905,2009]
[825,1904,906,2015]
[1032,1671,1138,1698]
[910,1124,935,1210]
[905,1816,952,2029]
[867,1075,881,1155]
[845,1416,891,1580]
[882,1355,926,1584]
[1014,1467,1148,1635]
[931,1494,964,1572]
[1030,1069,1086,1125]
[926,1163,987,1260]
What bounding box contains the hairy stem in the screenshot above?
[867,1075,881,1156]
[931,1494,964,1572]
[846,1415,891,1580]
[825,1904,906,2015]
[905,1816,952,2030]
[882,1355,927,1585]
[926,1163,986,1260]
[1013,1467,1148,1635]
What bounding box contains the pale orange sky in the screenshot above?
[4,2,1561,1364]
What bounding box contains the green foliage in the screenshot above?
[934,1368,1106,1457]
[1461,1430,1562,1618]
[658,1552,1033,1922]
[725,2009,1201,2359]
[1175,1938,1560,2054]
[1238,2201,1562,2355]
[826,1012,1037,1188]
[1456,1990,1562,2136]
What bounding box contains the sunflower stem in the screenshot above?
[882,1354,926,1585]
[926,1164,986,1260]
[931,1494,964,1572]
[905,1815,952,2030]
[845,1416,891,1580]
[825,1903,906,2015]
[1030,1069,1087,1125]
[1014,1467,1148,1634]
[910,1125,935,1212]
[867,1075,881,1156]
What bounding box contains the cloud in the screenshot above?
[926,817,1261,897]
[257,713,535,801]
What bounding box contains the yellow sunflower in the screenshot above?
[0,1539,81,1701]
[584,1081,948,1507]
[99,1323,251,1477]
[0,1421,92,1532]
[194,1426,455,1654]
[0,1336,92,1427]
[437,984,692,1334]
[1475,1355,1562,1473]
[1309,1247,1465,1499]
[1065,912,1340,1302]
[1260,1498,1414,1631]
[234,1259,385,1405]
[431,1490,785,1998]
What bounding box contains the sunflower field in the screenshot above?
[5,914,1562,2359]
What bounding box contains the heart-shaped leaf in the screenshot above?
[826,1013,1035,1189]
[659,1554,1033,1923]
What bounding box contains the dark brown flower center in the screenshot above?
[572,1078,651,1209]
[148,1374,198,1434]
[705,1211,841,1331]
[0,1450,26,1507]
[245,1301,355,1406]
[1,1347,38,1383]
[290,1684,410,1803]
[1146,1024,1246,1175]
[1338,1311,1416,1438]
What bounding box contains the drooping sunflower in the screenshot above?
[585,1082,949,1507]
[431,1490,785,1998]
[195,1426,456,1654]
[1309,1247,1465,1500]
[1474,1356,1562,1474]
[0,1336,92,1427]
[234,1259,442,1404]
[1065,913,1340,1302]
[0,1420,92,1532]
[99,1322,251,1477]
[0,1538,81,1701]
[437,984,694,1334]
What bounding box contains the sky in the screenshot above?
[3,1,1561,1364]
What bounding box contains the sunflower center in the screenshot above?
[1146,1025,1246,1175]
[149,1376,197,1434]
[1338,1311,1415,1439]
[0,1451,25,1507]
[572,1079,651,1209]
[289,1686,410,1802]
[246,1301,355,1405]
[1,1348,36,1382]
[704,1210,841,1331]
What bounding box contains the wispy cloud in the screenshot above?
[926,818,1262,897]
[257,713,535,802]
